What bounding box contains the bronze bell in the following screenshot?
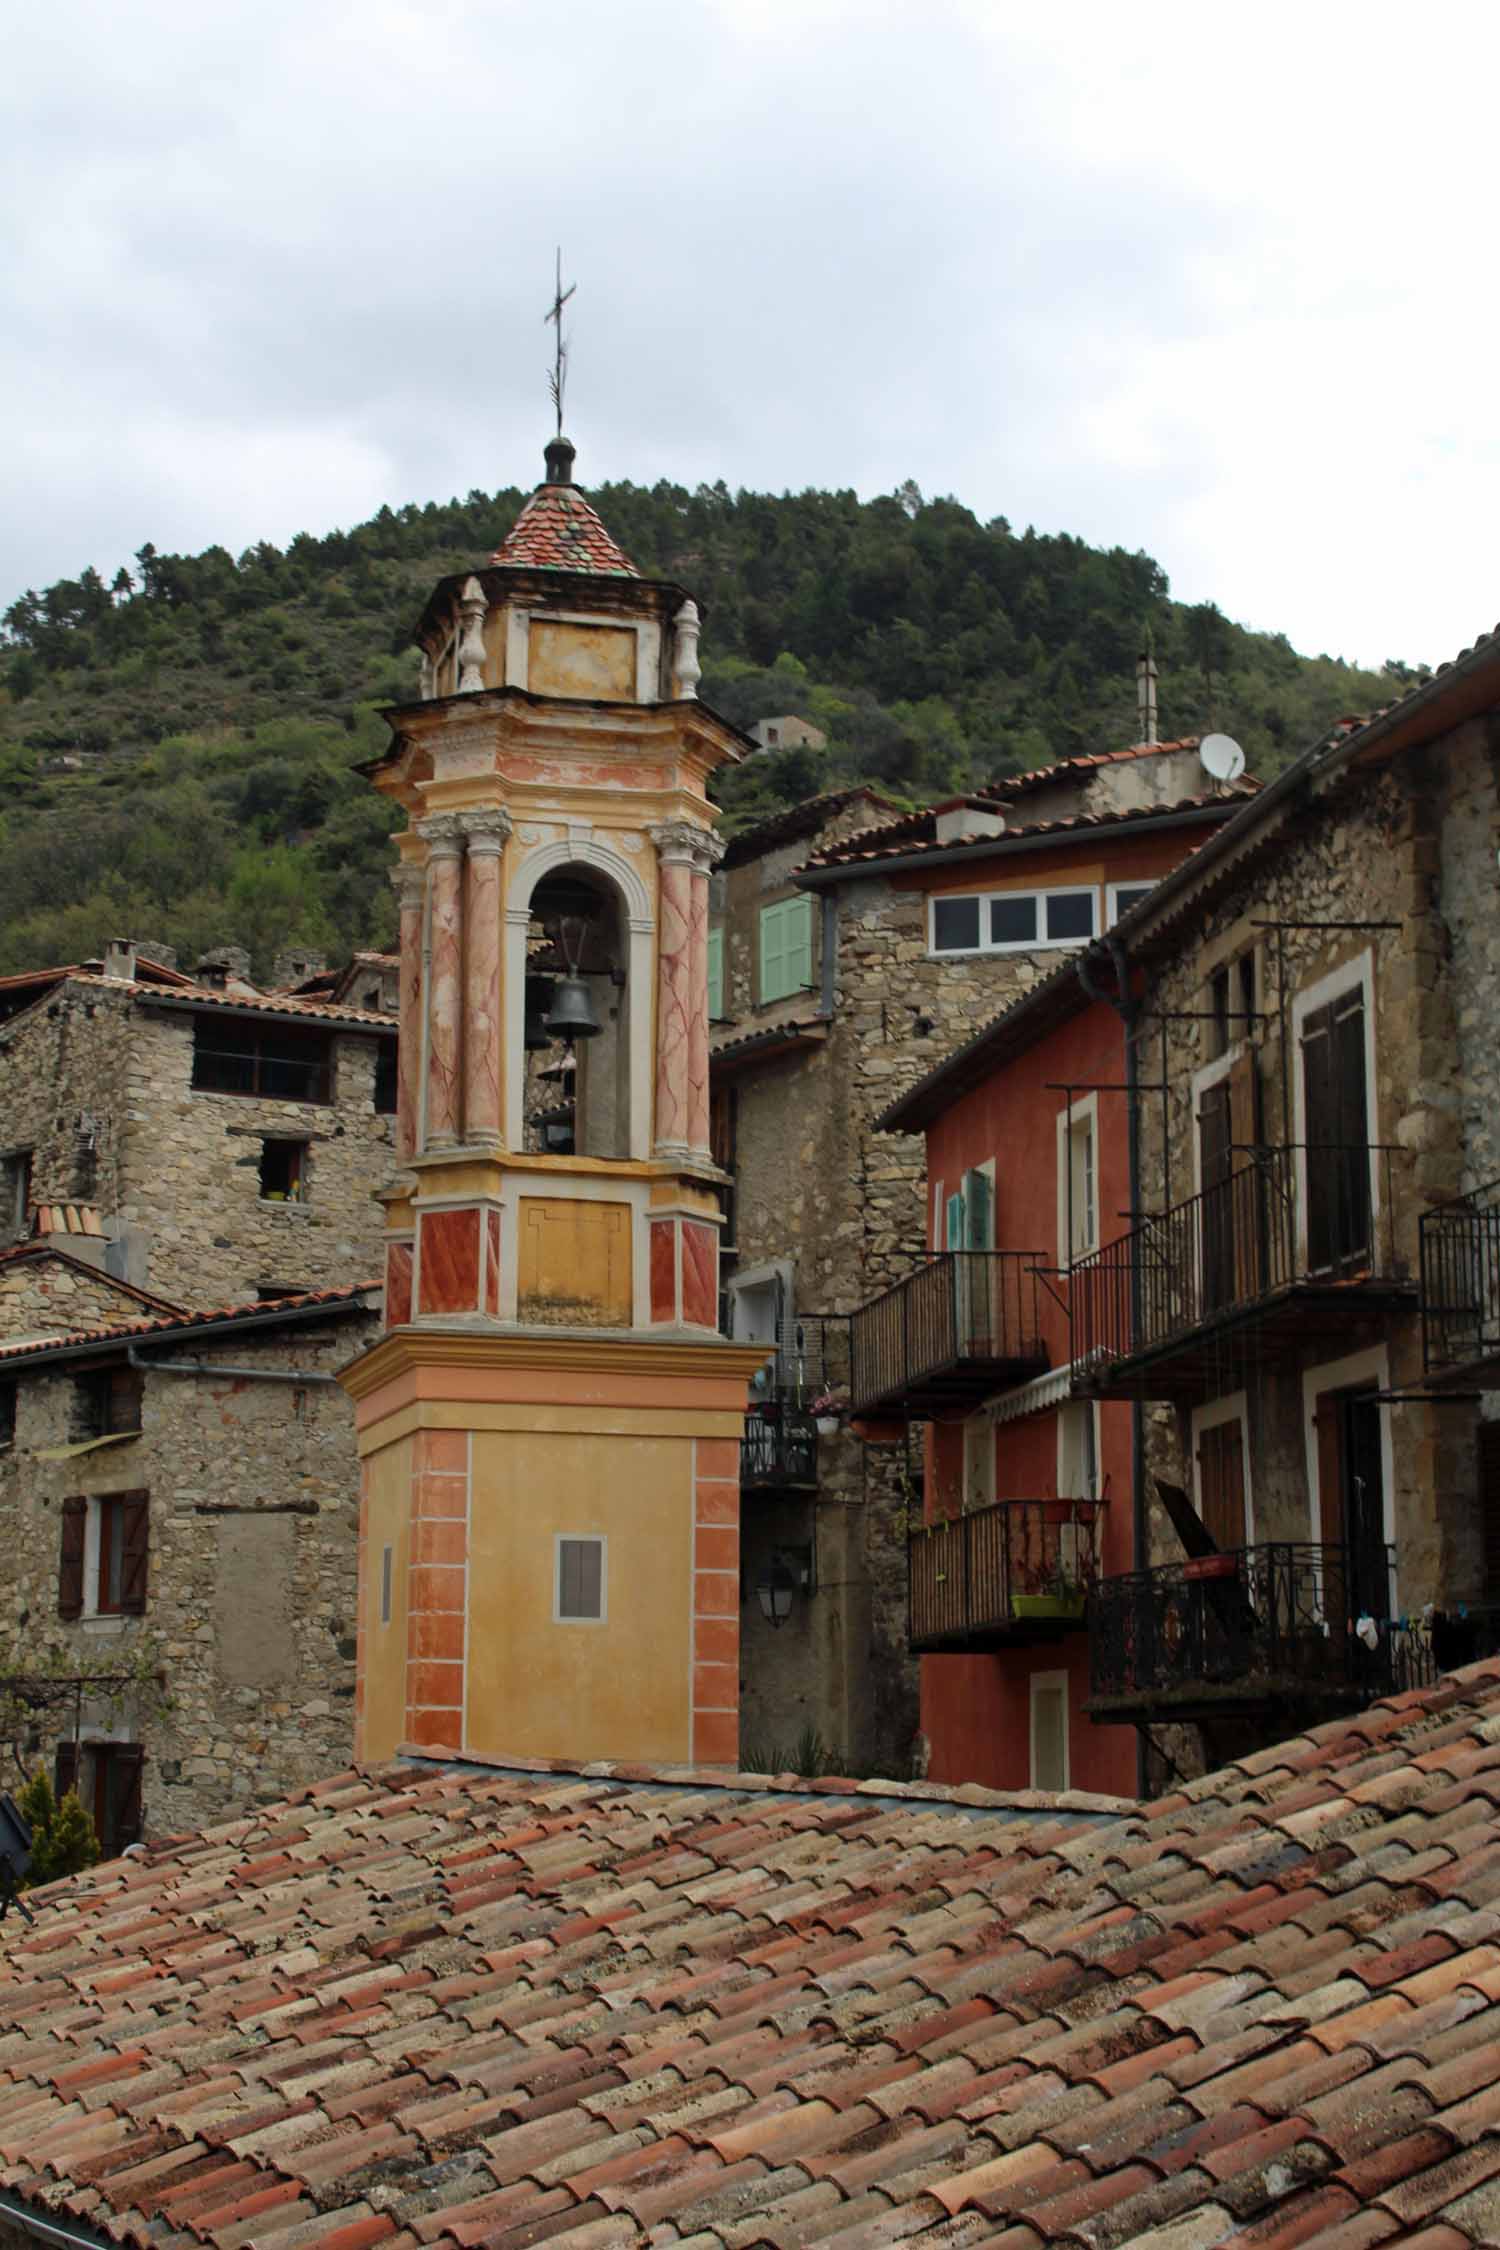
[543,972,601,1042]
[523,974,555,1052]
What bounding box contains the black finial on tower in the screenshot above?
[544,248,576,440]
[544,434,576,486]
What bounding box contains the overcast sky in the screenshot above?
[3,1,1496,670]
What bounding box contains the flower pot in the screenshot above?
[815,1416,839,1437]
[1010,1592,1087,1622]
[1184,1554,1239,1582]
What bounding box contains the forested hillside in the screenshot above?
[0,477,1413,979]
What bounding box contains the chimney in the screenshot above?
[102,938,137,983]
[196,946,254,991]
[1136,647,1159,746]
[934,800,1008,846]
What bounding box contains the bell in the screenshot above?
[543,972,601,1042]
[523,975,555,1052]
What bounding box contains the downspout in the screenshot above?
[1078,936,1149,1798]
[126,1349,338,1385]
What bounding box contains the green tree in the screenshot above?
[16,1766,100,1886]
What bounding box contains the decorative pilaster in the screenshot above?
[390,861,426,1162]
[649,822,700,1161]
[418,812,466,1149]
[461,808,510,1148]
[686,830,723,1160]
[456,577,488,694]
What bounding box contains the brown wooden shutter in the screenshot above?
[1479,1423,1500,1600]
[53,1740,79,1800]
[1196,1422,1247,1550]
[112,1747,145,1851]
[58,1497,86,1620]
[119,1494,149,1616]
[1227,1051,1264,1296]
[1315,1390,1345,1547]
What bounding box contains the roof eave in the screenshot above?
[795,800,1242,888]
[0,1290,380,1373]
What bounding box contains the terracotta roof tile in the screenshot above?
[0,1278,380,1366]
[489,484,639,578]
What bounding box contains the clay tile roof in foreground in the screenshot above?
[0,1279,381,1366]
[8,1661,1500,2244]
[489,482,640,577]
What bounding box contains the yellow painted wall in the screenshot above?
[529,619,636,699]
[466,1427,691,1763]
[517,1197,632,1326]
[360,1439,412,1761]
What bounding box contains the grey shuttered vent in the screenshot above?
[557,1537,605,1621]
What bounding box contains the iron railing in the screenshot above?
[1088,1541,1431,1706]
[1421,1181,1500,1377]
[1071,1144,1407,1371]
[741,1407,819,1489]
[850,1251,1046,1414]
[910,1497,1101,1650]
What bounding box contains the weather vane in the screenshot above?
[544,249,576,437]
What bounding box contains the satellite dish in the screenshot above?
[1199,732,1246,784]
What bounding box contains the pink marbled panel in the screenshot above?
[681,1221,717,1330]
[654,858,692,1151]
[417,1206,480,1316]
[464,848,502,1143]
[396,895,423,1161]
[385,1240,413,1329]
[485,1208,501,1318]
[686,869,711,1155]
[649,1219,677,1324]
[425,849,463,1146]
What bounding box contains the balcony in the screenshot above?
[741,1314,850,1492]
[1421,1181,1500,1386]
[1086,1541,1432,1722]
[1070,1145,1414,1401]
[910,1497,1101,1653]
[850,1252,1048,1417]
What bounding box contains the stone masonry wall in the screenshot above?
[0,1308,376,1843]
[1132,746,1476,1615]
[0,1251,177,1340]
[0,983,137,1225]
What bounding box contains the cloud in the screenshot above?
[3,0,1498,671]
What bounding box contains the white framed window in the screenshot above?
[1029,1669,1070,1791]
[1056,1095,1099,1263]
[1106,881,1156,927]
[929,886,1099,958]
[759,896,814,1002]
[1057,1400,1099,1499]
[554,1534,607,1623]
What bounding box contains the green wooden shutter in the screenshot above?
[707,927,724,1021]
[963,1169,994,1250]
[760,898,815,1003]
[946,1192,965,1250]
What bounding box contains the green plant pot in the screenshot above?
[1010,1592,1087,1622]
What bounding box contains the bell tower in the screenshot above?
[341,439,765,1769]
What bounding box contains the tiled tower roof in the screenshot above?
[489,436,639,577]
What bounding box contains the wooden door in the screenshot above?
[1196,1420,1247,1550]
[1301,990,1372,1274]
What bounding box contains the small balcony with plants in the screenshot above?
[908,1496,1101,1654]
[1086,1540,1432,1722]
[1421,1179,1500,1387]
[849,1251,1048,1419]
[741,1314,851,1494]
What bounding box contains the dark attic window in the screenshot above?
[192,1015,332,1103]
[373,1043,398,1116]
[75,1364,143,1441]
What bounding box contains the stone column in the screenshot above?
[461,808,510,1148]
[649,823,698,1162]
[418,813,466,1150]
[687,831,723,1160]
[389,860,426,1163]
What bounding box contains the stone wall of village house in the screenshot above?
[118,1010,393,1306]
[0,1254,175,1341]
[0,1310,375,1843]
[1128,747,1479,1616]
[0,983,138,1226]
[1436,717,1500,1197]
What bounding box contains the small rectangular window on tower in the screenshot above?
[259,1139,306,1202]
[555,1535,606,1623]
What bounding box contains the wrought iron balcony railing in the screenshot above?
[1421,1180,1500,1381]
[1087,1541,1431,1714]
[910,1497,1101,1652]
[741,1406,819,1490]
[849,1251,1048,1417]
[1071,1144,1410,1385]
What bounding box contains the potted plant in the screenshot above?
[811,1385,848,1437]
[1010,1559,1088,1623]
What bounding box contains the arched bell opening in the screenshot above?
[523,865,631,1160]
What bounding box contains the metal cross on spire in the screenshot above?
[544,249,576,438]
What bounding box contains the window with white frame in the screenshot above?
[555,1535,606,1623]
[1029,1670,1069,1791]
[1057,1400,1099,1499]
[1056,1099,1099,1262]
[1106,881,1155,927]
[930,887,1098,957]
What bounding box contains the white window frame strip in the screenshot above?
[1029,1668,1071,1792]
[927,884,1101,960]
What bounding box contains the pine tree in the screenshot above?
[16,1766,101,1886]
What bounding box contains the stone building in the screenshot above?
[0,1282,380,1847]
[714,744,1255,1772]
[1060,625,1500,1777]
[748,714,828,753]
[0,941,397,1307]
[0,1223,183,1342]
